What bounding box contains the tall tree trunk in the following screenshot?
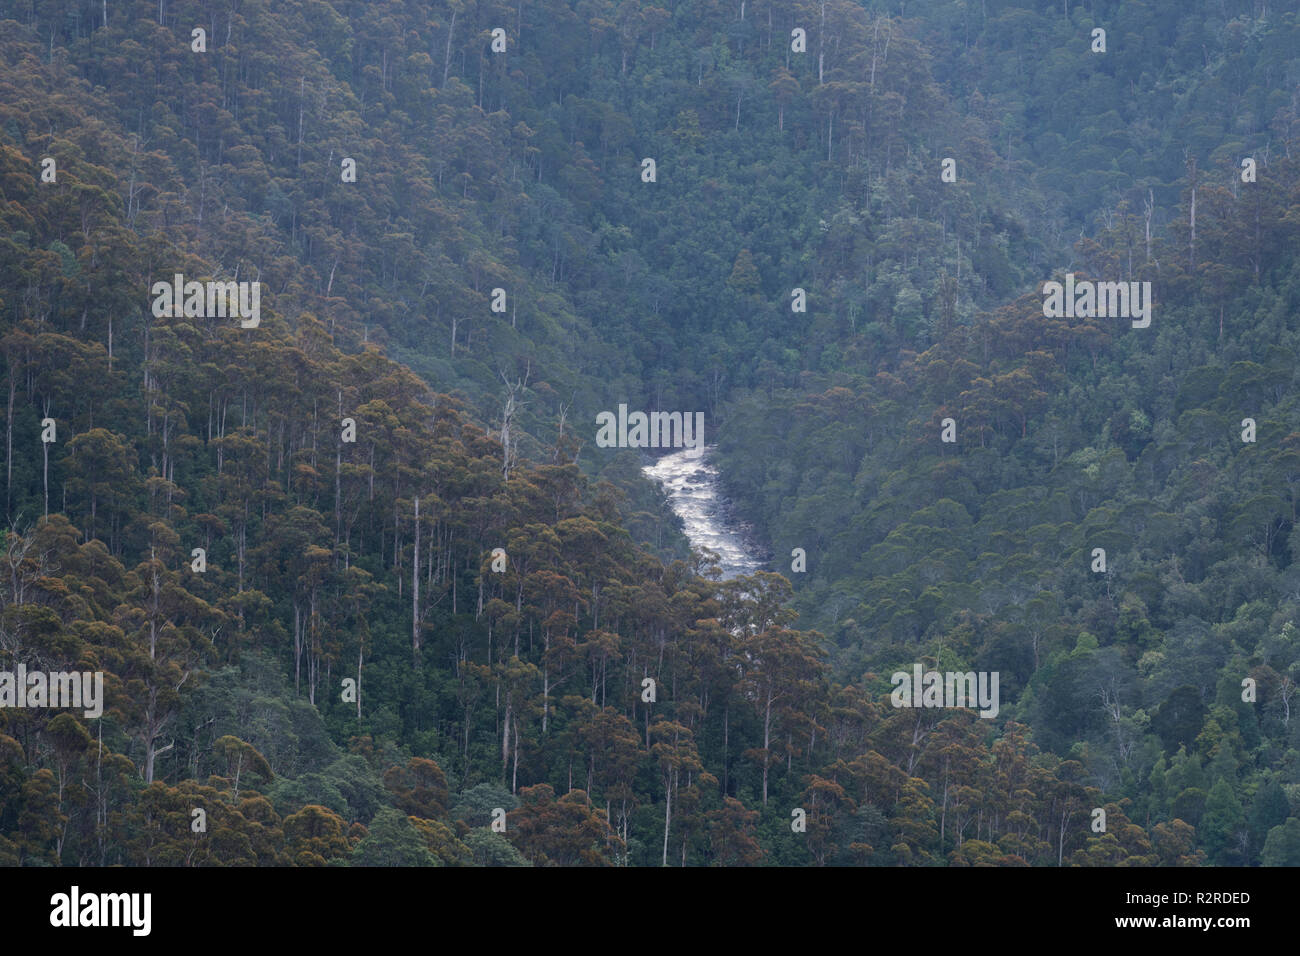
[42,418,49,519]
[5,373,14,518]
[309,589,318,705]
[511,717,520,793]
[442,9,456,86]
[502,694,511,776]
[723,706,729,793]
[661,771,672,866]
[818,1,825,84]
[762,692,772,805]
[412,495,421,661]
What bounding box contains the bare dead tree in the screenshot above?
[498,362,530,480]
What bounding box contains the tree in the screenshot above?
[1247,777,1291,862]
[1261,818,1300,867]
[507,784,624,866]
[1200,778,1247,866]
[283,805,354,866]
[63,429,138,551]
[383,757,450,820]
[1151,686,1206,753]
[769,68,799,132]
[705,796,763,866]
[738,625,824,805]
[212,735,273,799]
[464,828,530,867]
[351,807,440,866]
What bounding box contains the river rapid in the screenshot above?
[641,445,767,580]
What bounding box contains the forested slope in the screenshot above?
[0,0,1297,866]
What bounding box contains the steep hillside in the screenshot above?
[0,0,1297,868]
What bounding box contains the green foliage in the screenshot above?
[1261,818,1300,867]
[0,0,1294,867]
[350,808,440,867]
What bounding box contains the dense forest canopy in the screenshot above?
[0,0,1298,867]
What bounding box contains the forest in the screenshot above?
[0,0,1298,867]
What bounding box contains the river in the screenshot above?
[642,445,767,580]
